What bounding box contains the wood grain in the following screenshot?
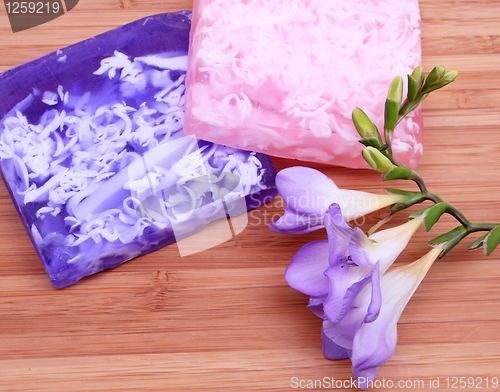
[1,0,500,391]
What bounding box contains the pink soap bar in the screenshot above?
[184,0,423,168]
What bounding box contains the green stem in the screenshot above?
[408,170,497,235]
[396,93,428,128]
[466,222,498,233]
[443,203,471,229]
[385,131,393,158]
[408,171,443,203]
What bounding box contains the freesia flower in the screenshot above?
[283,202,434,388]
[285,204,423,324]
[269,167,402,234]
[322,246,443,388]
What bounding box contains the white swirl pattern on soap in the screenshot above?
[0,51,267,250]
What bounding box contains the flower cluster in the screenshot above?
[271,167,443,387]
[269,66,500,387]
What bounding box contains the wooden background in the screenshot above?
[1,1,500,390]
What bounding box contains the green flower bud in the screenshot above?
[384,98,399,133]
[352,107,378,139]
[362,148,377,168]
[385,76,404,133]
[422,70,459,94]
[440,70,459,82]
[411,66,425,90]
[425,66,446,86]
[407,75,418,101]
[362,146,395,174]
[387,76,404,106]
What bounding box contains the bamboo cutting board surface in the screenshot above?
[1,1,500,391]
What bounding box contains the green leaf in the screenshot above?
[410,202,448,231]
[469,233,488,251]
[429,226,469,258]
[385,188,423,198]
[385,188,425,214]
[484,224,500,256]
[382,167,414,181]
[384,98,399,132]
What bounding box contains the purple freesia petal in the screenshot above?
[351,318,396,384]
[308,296,326,319]
[324,263,378,323]
[270,166,337,233]
[350,289,401,385]
[275,166,340,215]
[350,247,443,385]
[324,203,355,261]
[285,240,330,297]
[348,227,376,268]
[364,262,382,323]
[321,204,423,324]
[321,326,349,360]
[321,260,383,351]
[270,166,401,234]
[322,302,367,351]
[353,367,380,389]
[270,206,324,234]
[279,188,433,386]
[322,204,378,323]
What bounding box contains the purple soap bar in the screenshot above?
[0,12,277,288]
